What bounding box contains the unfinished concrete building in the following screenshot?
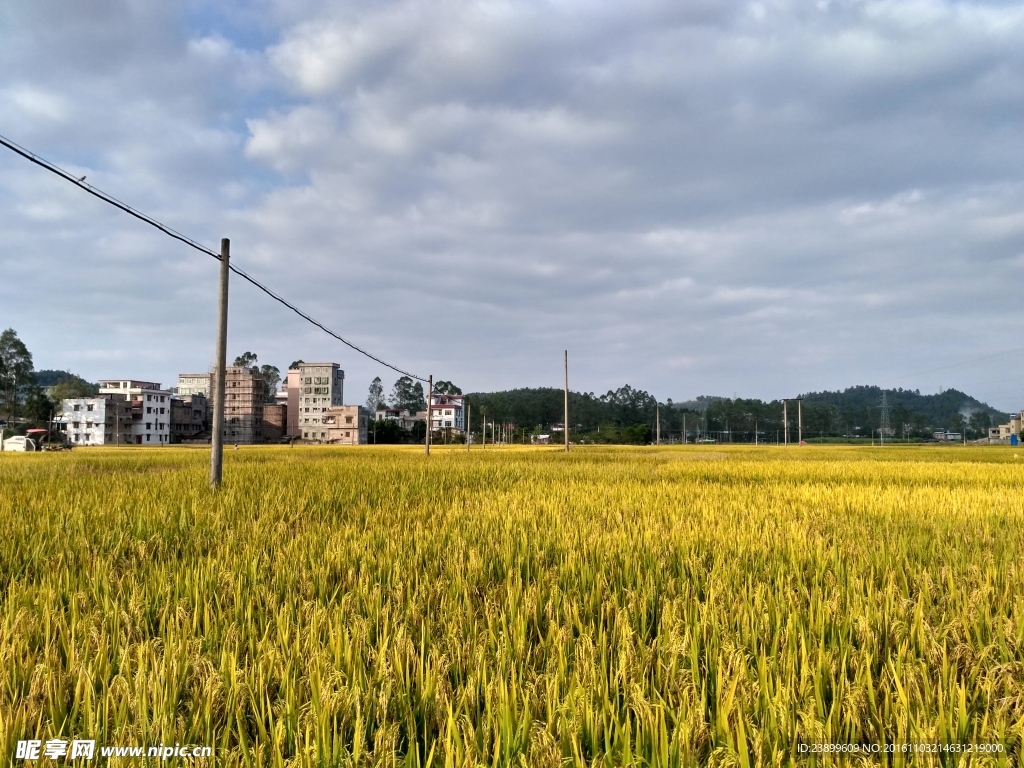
[263,403,287,442]
[171,394,210,443]
[219,366,266,444]
[322,405,369,445]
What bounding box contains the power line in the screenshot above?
[891,346,1024,383]
[0,132,428,383]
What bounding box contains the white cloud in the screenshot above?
[2,0,1024,408]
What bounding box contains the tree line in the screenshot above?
[2,323,1011,444]
[464,385,1010,443]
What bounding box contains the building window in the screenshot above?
[87,404,94,411]
[146,423,151,430]
[146,435,151,442]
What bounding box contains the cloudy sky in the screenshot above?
[2,0,1023,408]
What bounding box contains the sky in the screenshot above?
[2,0,1023,409]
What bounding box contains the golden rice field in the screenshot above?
[2,445,1023,767]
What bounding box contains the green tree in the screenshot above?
[50,377,98,402]
[233,351,258,368]
[370,419,404,444]
[390,376,425,413]
[0,328,35,425]
[969,410,991,439]
[434,380,462,395]
[35,369,98,393]
[23,388,56,424]
[288,359,305,370]
[366,376,385,413]
[260,365,281,403]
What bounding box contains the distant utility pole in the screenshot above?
[783,400,789,446]
[683,413,686,445]
[880,392,891,447]
[563,350,570,453]
[466,401,471,451]
[209,238,230,488]
[656,402,661,445]
[425,374,433,456]
[798,398,803,445]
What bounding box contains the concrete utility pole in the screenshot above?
[683,413,686,445]
[425,374,433,456]
[798,398,803,445]
[784,400,789,447]
[466,400,471,451]
[656,402,661,445]
[563,350,570,453]
[209,238,230,487]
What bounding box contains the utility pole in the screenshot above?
[798,398,803,445]
[683,413,686,445]
[466,400,471,451]
[783,400,789,446]
[209,238,230,488]
[563,350,570,453]
[425,374,432,456]
[656,402,661,445]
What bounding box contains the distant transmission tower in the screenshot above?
[879,392,892,446]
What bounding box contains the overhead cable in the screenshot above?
[0,132,428,382]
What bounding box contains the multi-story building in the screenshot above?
[170,394,209,443]
[220,366,266,444]
[989,412,1023,442]
[375,406,421,431]
[297,362,344,439]
[322,405,369,444]
[177,373,211,398]
[285,368,300,437]
[263,403,287,442]
[429,393,465,433]
[97,379,173,445]
[59,394,132,445]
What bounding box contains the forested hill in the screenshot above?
[466,384,1012,441]
[798,386,1008,427]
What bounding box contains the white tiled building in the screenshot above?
[60,395,131,445]
[430,393,465,432]
[97,379,173,445]
[177,373,211,397]
[297,362,345,440]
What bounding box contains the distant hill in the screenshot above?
[798,385,1008,428]
[34,369,100,396]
